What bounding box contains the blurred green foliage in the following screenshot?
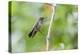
[9,1,78,52]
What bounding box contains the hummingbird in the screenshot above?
[28,17,45,38]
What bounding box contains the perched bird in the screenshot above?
[28,17,45,38]
[28,3,53,38]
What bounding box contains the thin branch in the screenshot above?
[46,4,56,51]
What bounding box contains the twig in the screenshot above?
[46,4,56,51]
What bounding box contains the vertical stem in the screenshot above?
[46,4,56,51]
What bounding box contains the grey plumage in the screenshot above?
[28,17,45,38]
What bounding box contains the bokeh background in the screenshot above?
[9,1,78,53]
